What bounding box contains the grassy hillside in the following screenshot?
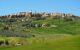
[0,16,80,50]
[0,17,80,35]
[30,18,80,35]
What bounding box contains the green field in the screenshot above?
[0,34,80,50]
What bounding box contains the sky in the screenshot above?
[0,0,80,16]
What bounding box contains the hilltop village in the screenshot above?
[0,12,76,21]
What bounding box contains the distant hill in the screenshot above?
[0,12,80,37]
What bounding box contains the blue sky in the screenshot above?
[0,0,80,16]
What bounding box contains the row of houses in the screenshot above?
[0,12,74,19]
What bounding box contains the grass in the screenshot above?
[0,34,80,50]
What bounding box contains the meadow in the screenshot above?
[0,34,80,50]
